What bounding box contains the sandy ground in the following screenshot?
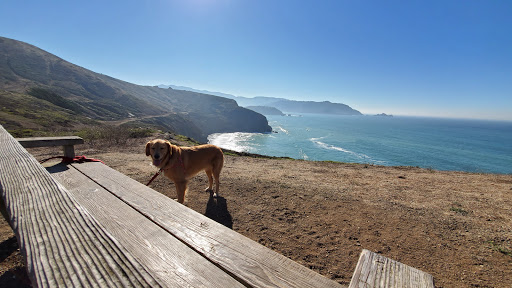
[1,136,512,287]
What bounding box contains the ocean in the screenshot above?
[208,114,512,174]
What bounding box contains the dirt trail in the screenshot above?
[100,112,175,126]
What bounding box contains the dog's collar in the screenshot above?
[167,154,185,172]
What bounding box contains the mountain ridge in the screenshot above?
[0,37,271,141]
[159,85,362,116]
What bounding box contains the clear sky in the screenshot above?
[1,0,511,120]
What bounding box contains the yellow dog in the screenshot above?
[146,139,224,204]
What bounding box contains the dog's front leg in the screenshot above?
[174,181,188,204]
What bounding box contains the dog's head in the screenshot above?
[145,139,172,167]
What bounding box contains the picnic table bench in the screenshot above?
[16,135,84,158]
[0,124,435,287]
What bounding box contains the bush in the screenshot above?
[76,125,155,145]
[128,127,154,138]
[8,128,38,138]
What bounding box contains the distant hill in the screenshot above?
[159,85,362,116]
[245,106,285,116]
[269,99,362,115]
[0,37,271,141]
[375,113,393,117]
[159,84,238,100]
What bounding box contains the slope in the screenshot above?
[0,37,271,141]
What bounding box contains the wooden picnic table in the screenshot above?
[0,125,344,287]
[0,124,435,287]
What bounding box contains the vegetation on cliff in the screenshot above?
[0,36,271,141]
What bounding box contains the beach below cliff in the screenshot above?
[2,136,512,287]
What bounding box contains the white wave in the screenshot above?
[310,138,372,161]
[208,132,256,152]
[275,126,289,134]
[299,149,309,160]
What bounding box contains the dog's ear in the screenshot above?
[166,141,172,156]
[145,141,152,156]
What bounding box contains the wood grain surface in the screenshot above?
[73,161,344,288]
[349,249,434,288]
[1,125,160,287]
[16,136,84,148]
[49,162,244,288]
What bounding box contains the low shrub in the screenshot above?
[77,125,155,145]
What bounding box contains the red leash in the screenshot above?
[146,155,185,186]
[146,168,163,186]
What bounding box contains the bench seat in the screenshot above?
[16,136,84,158]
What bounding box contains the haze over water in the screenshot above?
[209,114,512,174]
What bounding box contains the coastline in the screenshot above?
[208,115,512,174]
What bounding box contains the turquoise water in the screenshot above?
[208,114,512,174]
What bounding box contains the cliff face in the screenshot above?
[0,37,271,141]
[152,88,272,141]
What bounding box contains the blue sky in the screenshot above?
[1,0,511,120]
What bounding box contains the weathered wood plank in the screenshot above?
[349,249,434,288]
[17,136,84,158]
[73,161,344,288]
[49,162,245,288]
[16,136,84,148]
[0,125,161,287]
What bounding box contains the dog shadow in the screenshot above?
[204,194,233,229]
[45,162,70,174]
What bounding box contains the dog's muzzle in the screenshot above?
[153,154,161,166]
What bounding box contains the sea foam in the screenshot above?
[309,137,383,164]
[208,132,254,152]
[311,138,359,156]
